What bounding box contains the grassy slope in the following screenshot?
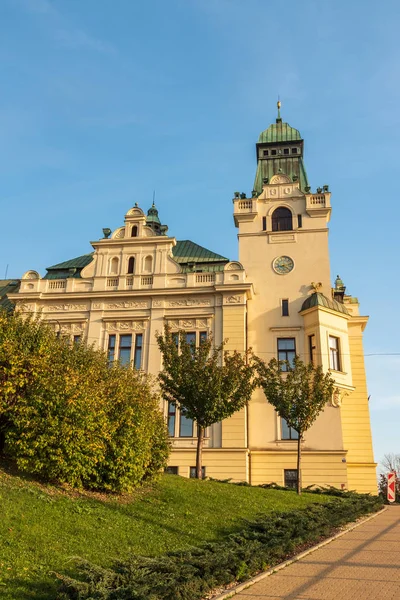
[0,469,332,600]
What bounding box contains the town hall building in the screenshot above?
[7,106,377,493]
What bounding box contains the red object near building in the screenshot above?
[387,472,396,503]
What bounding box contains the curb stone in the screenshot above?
[211,506,388,600]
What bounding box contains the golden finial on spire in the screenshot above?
[277,96,281,121]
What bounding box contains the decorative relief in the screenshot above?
[225,261,243,271]
[181,319,195,328]
[106,301,148,309]
[106,320,146,332]
[114,228,125,239]
[270,174,291,185]
[330,387,349,408]
[226,295,241,304]
[58,322,86,334]
[92,303,102,309]
[216,296,223,306]
[167,298,211,307]
[166,318,212,330]
[47,304,87,312]
[152,300,162,308]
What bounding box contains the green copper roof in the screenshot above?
[44,253,94,280]
[43,241,228,280]
[172,241,229,264]
[254,158,309,195]
[146,203,161,224]
[300,292,350,316]
[258,121,302,143]
[0,279,20,312]
[254,118,309,194]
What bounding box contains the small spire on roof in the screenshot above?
[277,97,282,122]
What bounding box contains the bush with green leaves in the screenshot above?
[0,310,169,491]
[56,490,382,600]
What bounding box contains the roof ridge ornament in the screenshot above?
[277,97,282,123]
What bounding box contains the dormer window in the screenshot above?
[131,225,138,237]
[272,207,293,231]
[127,257,135,274]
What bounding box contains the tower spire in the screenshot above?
[277,97,282,122]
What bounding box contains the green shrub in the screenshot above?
[0,310,170,491]
[56,492,383,600]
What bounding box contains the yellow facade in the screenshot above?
[8,113,377,493]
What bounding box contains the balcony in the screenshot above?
[233,197,258,226]
[305,192,331,219]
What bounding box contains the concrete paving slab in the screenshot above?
[228,506,400,600]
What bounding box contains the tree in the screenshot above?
[0,309,170,491]
[156,326,256,479]
[255,356,335,494]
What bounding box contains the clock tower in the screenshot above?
[233,104,376,493]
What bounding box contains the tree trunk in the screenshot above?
[297,434,302,495]
[196,426,204,479]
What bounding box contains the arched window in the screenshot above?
[131,225,138,237]
[144,255,153,273]
[127,256,135,274]
[272,207,293,231]
[109,257,119,275]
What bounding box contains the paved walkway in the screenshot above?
[233,506,400,600]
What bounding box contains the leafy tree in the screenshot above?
[255,356,335,494]
[156,326,256,479]
[0,309,169,491]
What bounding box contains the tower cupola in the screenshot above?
[254,102,309,194]
[146,203,168,235]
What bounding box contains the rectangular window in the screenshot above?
[199,331,208,344]
[281,417,299,440]
[185,332,196,345]
[271,149,277,156]
[73,335,81,344]
[292,148,298,154]
[329,336,341,371]
[297,214,302,228]
[263,149,269,156]
[284,469,298,489]
[107,334,116,363]
[281,299,289,317]
[164,466,178,475]
[283,148,289,155]
[168,402,176,437]
[262,216,267,231]
[277,338,296,371]
[118,334,132,365]
[179,412,193,437]
[190,466,206,478]
[309,334,316,364]
[133,334,143,369]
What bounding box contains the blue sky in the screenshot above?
[1,0,399,469]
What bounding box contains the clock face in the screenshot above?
[273,255,294,275]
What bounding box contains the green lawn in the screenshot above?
[0,467,332,600]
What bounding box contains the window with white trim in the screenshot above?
[277,338,296,371]
[167,330,208,438]
[107,333,143,369]
[329,335,341,371]
[281,417,299,440]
